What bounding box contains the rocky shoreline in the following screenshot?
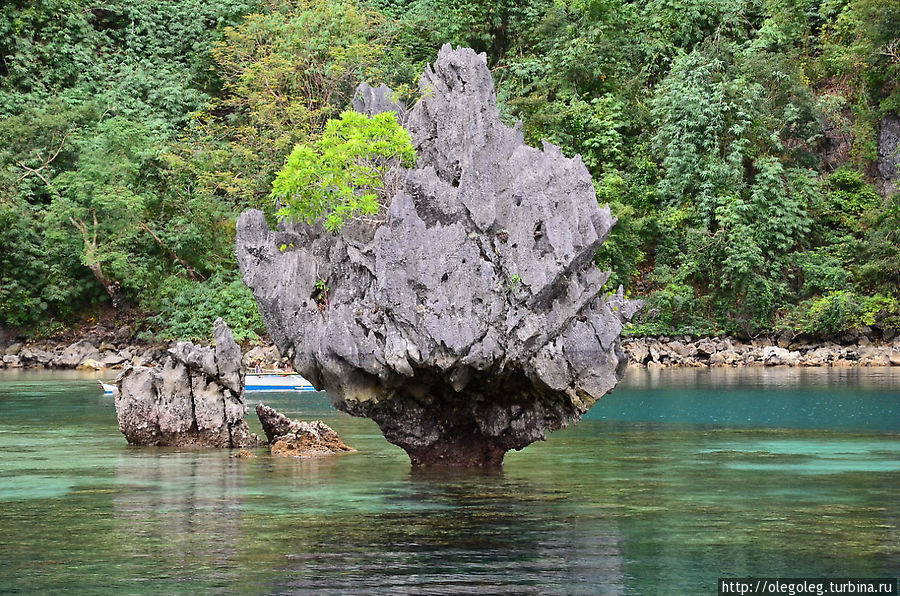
[0,327,289,373]
[3,331,900,372]
[623,335,900,368]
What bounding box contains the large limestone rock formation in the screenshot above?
[115,318,260,447]
[236,45,640,466]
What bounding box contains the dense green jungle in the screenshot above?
[1,0,899,343]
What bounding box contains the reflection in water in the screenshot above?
[113,451,248,586]
[622,366,900,390]
[259,470,625,595]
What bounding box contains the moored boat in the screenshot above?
[99,373,315,393]
[245,372,316,392]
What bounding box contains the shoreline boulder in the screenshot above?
[54,340,100,368]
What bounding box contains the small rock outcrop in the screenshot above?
[236,46,639,466]
[115,318,260,448]
[256,403,355,457]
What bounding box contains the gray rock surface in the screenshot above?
[620,335,900,368]
[351,82,406,120]
[99,351,128,368]
[763,346,800,366]
[877,114,900,196]
[236,45,639,466]
[243,344,281,369]
[54,339,100,368]
[2,354,22,368]
[114,318,260,448]
[18,347,54,366]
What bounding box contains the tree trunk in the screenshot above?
[87,262,128,310]
[70,213,129,311]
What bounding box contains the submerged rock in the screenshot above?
[115,318,260,448]
[256,403,355,457]
[236,45,639,466]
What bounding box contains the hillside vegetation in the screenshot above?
[1,0,898,341]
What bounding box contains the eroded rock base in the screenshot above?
[363,396,510,466]
[404,434,507,468]
[344,368,593,467]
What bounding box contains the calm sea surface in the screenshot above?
[0,367,898,594]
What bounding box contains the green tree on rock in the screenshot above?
[271,110,416,232]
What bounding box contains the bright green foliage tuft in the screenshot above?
[271,110,416,232]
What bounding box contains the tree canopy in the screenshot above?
[1,0,898,340]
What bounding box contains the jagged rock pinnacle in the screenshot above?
[236,45,640,466]
[114,318,260,448]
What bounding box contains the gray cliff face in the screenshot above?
[877,114,900,197]
[236,45,640,466]
[115,318,259,448]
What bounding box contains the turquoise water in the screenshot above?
[0,368,897,594]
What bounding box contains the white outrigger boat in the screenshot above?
[245,372,316,392]
[99,372,316,394]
